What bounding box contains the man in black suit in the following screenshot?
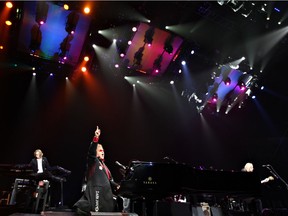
[74,126,119,215]
[29,149,65,183]
[29,149,50,174]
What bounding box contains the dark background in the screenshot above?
[0,1,288,208]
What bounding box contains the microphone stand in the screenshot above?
[267,165,288,190]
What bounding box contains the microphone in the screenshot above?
[115,161,127,170]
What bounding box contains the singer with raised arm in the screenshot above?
[74,126,119,215]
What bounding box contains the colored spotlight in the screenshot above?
[224,77,231,86]
[5,20,12,26]
[83,7,90,14]
[84,56,89,62]
[212,93,218,102]
[6,2,13,8]
[238,81,246,91]
[81,66,87,72]
[63,4,69,10]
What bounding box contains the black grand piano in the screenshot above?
[118,161,261,200]
[118,161,261,216]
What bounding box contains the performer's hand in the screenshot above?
[95,126,101,138]
[81,184,87,192]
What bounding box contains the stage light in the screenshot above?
[224,77,231,86]
[63,4,69,10]
[144,26,155,45]
[5,20,12,26]
[65,11,79,34]
[81,67,87,72]
[132,27,137,32]
[128,41,132,45]
[59,34,74,57]
[212,93,218,102]
[120,53,125,58]
[164,35,174,54]
[170,80,174,85]
[115,64,119,68]
[238,81,246,91]
[0,46,4,49]
[84,56,89,62]
[181,61,186,66]
[153,55,162,72]
[83,7,90,14]
[6,2,13,8]
[36,2,49,25]
[33,72,36,76]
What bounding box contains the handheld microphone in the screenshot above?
[115,161,127,170]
